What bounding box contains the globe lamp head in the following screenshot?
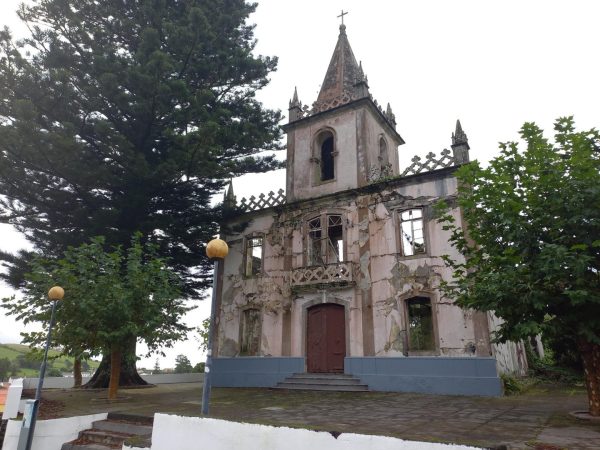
[206,238,229,259]
[48,286,65,301]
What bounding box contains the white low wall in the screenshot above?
[151,414,482,450]
[1,379,23,420]
[2,413,107,450]
[21,372,203,389]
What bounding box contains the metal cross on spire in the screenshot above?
[337,9,348,25]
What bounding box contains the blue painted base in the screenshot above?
[210,356,503,397]
[345,357,502,397]
[211,357,304,387]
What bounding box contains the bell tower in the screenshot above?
[283,24,404,202]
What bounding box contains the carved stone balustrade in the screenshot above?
[290,262,355,292]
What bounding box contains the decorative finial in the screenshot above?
[451,119,470,164]
[451,119,468,146]
[224,179,236,208]
[337,9,348,25]
[289,86,301,108]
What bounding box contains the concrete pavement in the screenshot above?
[32,382,600,449]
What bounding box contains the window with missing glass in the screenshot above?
[400,208,425,256]
[245,237,263,277]
[307,214,344,265]
[239,308,261,356]
[406,297,435,352]
[313,130,336,184]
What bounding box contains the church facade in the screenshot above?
[211,25,527,396]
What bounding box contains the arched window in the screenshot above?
[315,130,335,182]
[307,213,344,265]
[321,136,334,180]
[379,137,389,169]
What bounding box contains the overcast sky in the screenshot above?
[0,0,598,368]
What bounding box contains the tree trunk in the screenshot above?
[73,357,82,387]
[578,338,600,416]
[108,348,121,400]
[83,337,147,388]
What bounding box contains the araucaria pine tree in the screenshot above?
[0,0,282,387]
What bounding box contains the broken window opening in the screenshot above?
[321,136,335,181]
[400,208,425,256]
[406,297,435,352]
[307,214,344,265]
[240,308,261,356]
[245,237,263,277]
[308,217,323,265]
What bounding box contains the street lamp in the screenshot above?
[18,286,64,450]
[201,238,228,415]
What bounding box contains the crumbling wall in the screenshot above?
[218,171,492,360]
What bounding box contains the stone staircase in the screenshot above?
[275,373,369,392]
[61,413,152,450]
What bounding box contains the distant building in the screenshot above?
[211,25,527,396]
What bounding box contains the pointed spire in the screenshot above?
[224,179,236,209]
[289,86,300,107]
[288,86,303,122]
[315,24,368,108]
[451,119,470,164]
[451,119,468,146]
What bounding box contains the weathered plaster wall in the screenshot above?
[218,169,490,362]
[219,214,289,357]
[362,110,400,177]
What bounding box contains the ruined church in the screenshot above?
[211,24,527,396]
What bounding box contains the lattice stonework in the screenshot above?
[239,189,286,212]
[400,149,457,177]
[291,262,354,287]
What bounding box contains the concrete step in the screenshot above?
[275,382,369,391]
[80,429,132,446]
[281,377,362,385]
[61,443,116,450]
[92,419,153,436]
[61,414,153,450]
[289,373,356,379]
[275,372,369,392]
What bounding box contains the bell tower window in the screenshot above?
[321,136,335,181]
[313,130,336,184]
[379,137,389,169]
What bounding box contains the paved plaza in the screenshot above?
[34,382,600,449]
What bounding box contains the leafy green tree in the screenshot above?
[2,235,189,399]
[193,361,205,374]
[0,357,11,381]
[437,117,600,415]
[46,366,63,378]
[0,0,282,385]
[174,354,193,374]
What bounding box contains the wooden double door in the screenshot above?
[306,303,346,373]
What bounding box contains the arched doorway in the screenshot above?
[306,303,346,373]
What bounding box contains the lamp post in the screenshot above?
[201,238,228,415]
[18,286,64,450]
